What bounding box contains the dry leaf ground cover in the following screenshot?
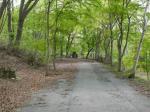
[129,78,150,97]
[0,52,77,112]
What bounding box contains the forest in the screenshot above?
[0,0,150,112]
[0,0,150,78]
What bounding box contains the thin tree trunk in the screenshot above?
[45,0,51,76]
[130,0,150,78]
[7,0,14,49]
[104,35,111,64]
[108,0,114,66]
[146,52,149,80]
[86,48,93,59]
[95,29,101,61]
[117,13,124,72]
[117,33,123,72]
[60,34,63,57]
[118,53,122,72]
[0,0,8,19]
[66,33,71,57]
[0,9,7,34]
[52,0,59,70]
[110,37,113,66]
[52,27,57,70]
[122,16,131,57]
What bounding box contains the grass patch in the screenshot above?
[102,63,150,97]
[102,63,129,79]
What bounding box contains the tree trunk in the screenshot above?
[60,34,63,57]
[146,52,149,80]
[52,0,59,70]
[7,0,14,48]
[52,28,57,70]
[117,13,124,72]
[110,38,113,66]
[0,0,8,19]
[108,0,115,66]
[14,0,39,48]
[45,0,51,76]
[130,0,150,78]
[66,33,71,57]
[0,0,8,35]
[0,9,7,35]
[117,38,122,72]
[95,43,100,61]
[104,37,111,64]
[118,53,122,72]
[95,29,101,61]
[86,48,93,59]
[15,18,24,47]
[109,15,114,66]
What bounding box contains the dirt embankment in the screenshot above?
[0,51,77,112]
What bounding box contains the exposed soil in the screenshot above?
[0,51,77,112]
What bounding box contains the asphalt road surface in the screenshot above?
[18,62,150,112]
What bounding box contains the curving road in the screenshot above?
[18,62,150,112]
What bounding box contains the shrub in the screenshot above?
[0,67,16,79]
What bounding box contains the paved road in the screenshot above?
[18,62,150,112]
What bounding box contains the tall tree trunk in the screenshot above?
[110,37,113,66]
[86,48,93,59]
[109,15,114,66]
[104,36,111,64]
[14,0,25,47]
[117,34,123,72]
[45,0,51,76]
[95,42,100,61]
[52,27,57,70]
[0,0,8,19]
[15,18,24,47]
[95,29,101,61]
[52,0,59,70]
[66,33,71,57]
[116,0,132,72]
[60,34,63,57]
[130,0,150,78]
[7,0,14,48]
[118,52,122,72]
[14,0,39,48]
[108,0,114,66]
[0,0,8,35]
[0,8,7,35]
[117,12,124,72]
